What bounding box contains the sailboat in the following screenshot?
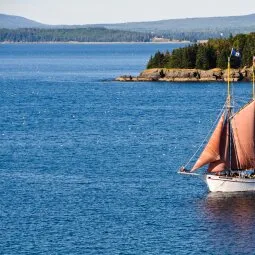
[179,52,255,192]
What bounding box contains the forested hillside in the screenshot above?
[0,28,152,42]
[147,33,255,69]
[0,27,226,42]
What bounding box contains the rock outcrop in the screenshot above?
[116,67,254,82]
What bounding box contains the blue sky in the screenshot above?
[0,0,255,25]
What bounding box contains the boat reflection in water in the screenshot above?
[201,192,255,254]
[205,192,255,221]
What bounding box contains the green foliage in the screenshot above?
[147,33,255,70]
[195,45,216,70]
[147,51,165,68]
[242,33,255,67]
[216,48,229,69]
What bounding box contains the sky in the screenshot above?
[0,0,255,25]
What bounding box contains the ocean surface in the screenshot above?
[1,43,255,254]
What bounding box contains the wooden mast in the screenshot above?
[227,56,232,170]
[227,57,231,108]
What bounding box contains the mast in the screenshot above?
[227,56,231,108]
[227,56,232,170]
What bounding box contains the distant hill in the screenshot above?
[0,13,48,29]
[1,13,255,33]
[0,13,255,41]
[102,14,255,33]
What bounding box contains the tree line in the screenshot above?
[0,27,248,43]
[147,33,255,69]
[0,28,153,42]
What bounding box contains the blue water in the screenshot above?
[1,43,255,254]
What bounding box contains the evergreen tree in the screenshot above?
[145,32,254,70]
[216,48,229,69]
[242,33,255,67]
[196,45,210,70]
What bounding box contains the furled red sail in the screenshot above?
[231,100,255,170]
[191,115,224,171]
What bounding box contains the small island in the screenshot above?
[116,67,253,82]
[117,32,255,82]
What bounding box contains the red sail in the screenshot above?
[208,122,239,172]
[191,100,255,172]
[208,117,230,172]
[191,115,224,171]
[231,100,255,170]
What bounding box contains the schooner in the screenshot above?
[179,51,255,192]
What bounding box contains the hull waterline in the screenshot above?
[205,174,255,192]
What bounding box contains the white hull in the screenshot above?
[206,174,255,192]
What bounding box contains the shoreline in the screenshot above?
[0,41,190,45]
[116,67,253,82]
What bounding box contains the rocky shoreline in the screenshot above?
[116,67,254,82]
